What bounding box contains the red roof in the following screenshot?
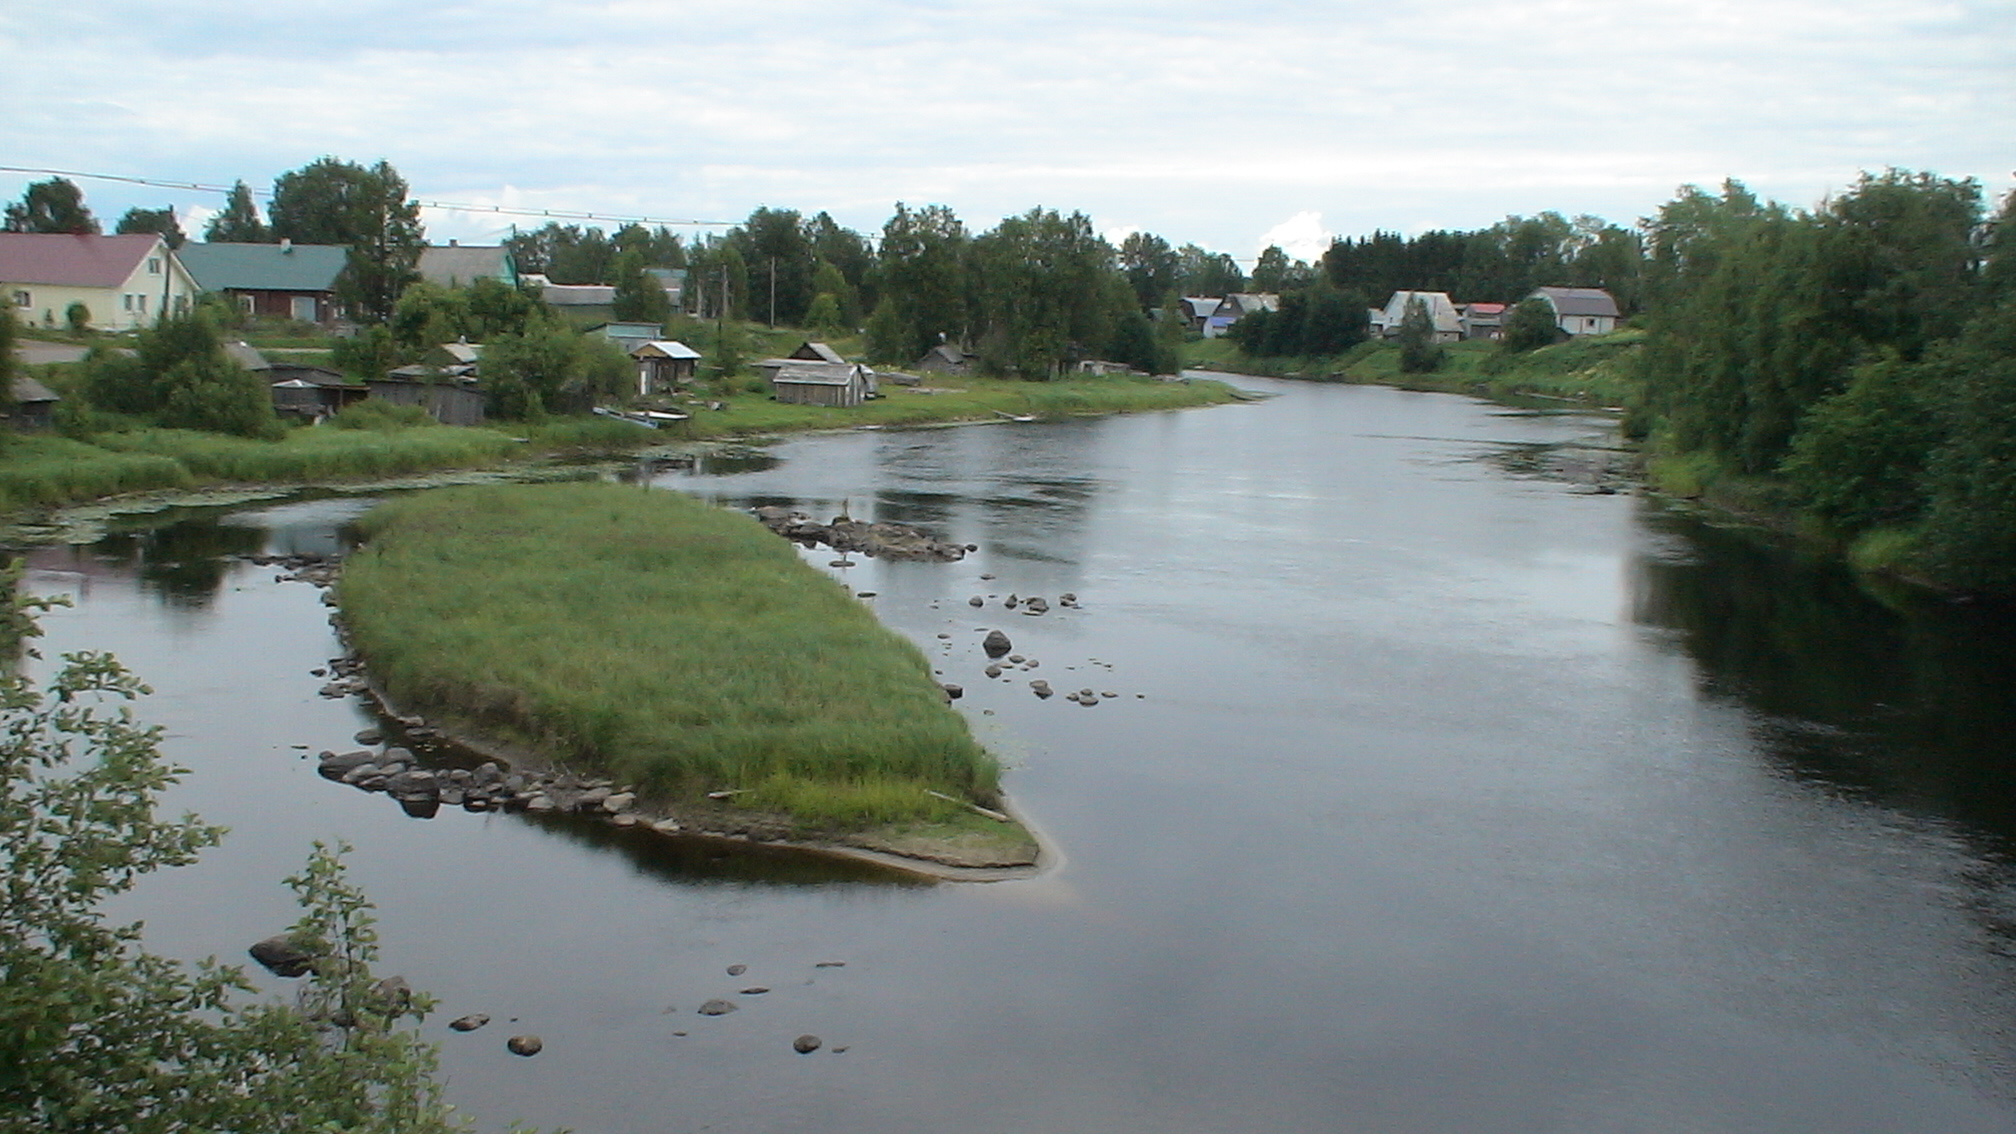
[0,233,162,288]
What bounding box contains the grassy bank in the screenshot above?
[0,422,523,513]
[672,371,1239,438]
[1184,332,1644,407]
[338,482,1026,848]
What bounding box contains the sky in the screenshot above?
[2,0,2010,267]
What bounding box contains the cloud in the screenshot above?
[2,0,2010,257]
[1256,213,1334,264]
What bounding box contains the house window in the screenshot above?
[238,294,255,314]
[9,290,26,308]
[148,257,162,275]
[136,294,147,314]
[123,294,134,311]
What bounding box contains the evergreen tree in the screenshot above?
[1397,296,1443,373]
[204,181,271,243]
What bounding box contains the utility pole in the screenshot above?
[768,257,776,328]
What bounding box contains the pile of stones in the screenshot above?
[316,748,676,832]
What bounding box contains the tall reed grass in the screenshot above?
[338,482,1000,827]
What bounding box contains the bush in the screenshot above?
[0,583,468,1132]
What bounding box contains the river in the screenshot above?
[17,376,2016,1133]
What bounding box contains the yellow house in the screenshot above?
[0,232,198,331]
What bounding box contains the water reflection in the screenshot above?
[516,811,936,888]
[1631,506,2016,847]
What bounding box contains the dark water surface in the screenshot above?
[19,378,2016,1133]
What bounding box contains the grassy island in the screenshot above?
[338,481,1036,868]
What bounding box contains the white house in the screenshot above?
[1372,290,1464,343]
[1202,293,1279,338]
[1528,287,1621,336]
[0,233,198,331]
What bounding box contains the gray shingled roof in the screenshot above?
[1533,287,1620,318]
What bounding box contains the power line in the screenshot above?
[0,164,736,228]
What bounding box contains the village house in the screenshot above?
[225,341,365,422]
[910,343,971,376]
[416,243,517,288]
[1458,302,1507,341]
[1202,293,1279,338]
[1371,290,1465,343]
[1176,297,1219,335]
[772,361,875,407]
[630,339,701,397]
[586,322,663,354]
[369,341,486,426]
[1528,287,1621,336]
[0,232,198,331]
[179,240,347,325]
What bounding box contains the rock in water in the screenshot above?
[448,1013,490,1032]
[793,1035,823,1054]
[982,629,1012,657]
[507,1034,543,1056]
[248,933,316,977]
[698,999,738,1016]
[727,963,747,976]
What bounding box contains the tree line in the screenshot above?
[1634,170,2016,592]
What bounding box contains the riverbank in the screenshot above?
[1183,332,1643,408]
[333,481,1042,874]
[0,372,1240,525]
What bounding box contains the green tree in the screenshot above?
[78,308,279,438]
[1500,296,1559,352]
[1173,243,1243,297]
[1918,295,2016,591]
[1397,295,1443,373]
[203,180,272,243]
[0,587,467,1132]
[730,207,816,327]
[3,178,98,235]
[1250,245,1295,293]
[1119,231,1179,309]
[871,203,970,363]
[969,207,1119,380]
[611,250,672,325]
[1778,352,1942,530]
[114,206,186,249]
[269,157,425,323]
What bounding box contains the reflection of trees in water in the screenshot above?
[1630,511,2016,847]
[518,811,934,889]
[77,520,268,609]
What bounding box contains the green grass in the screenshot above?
[338,482,1004,829]
[0,435,194,510]
[88,425,521,482]
[1187,331,1647,408]
[678,372,1238,438]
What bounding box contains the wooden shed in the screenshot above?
[630,340,701,396]
[772,362,872,408]
[7,376,60,431]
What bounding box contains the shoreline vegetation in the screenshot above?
[335,481,1043,875]
[0,370,1241,530]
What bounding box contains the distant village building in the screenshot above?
[771,361,874,407]
[0,233,197,331]
[226,341,365,422]
[1528,287,1621,336]
[370,341,486,426]
[1177,297,1219,334]
[180,240,347,324]
[914,343,975,376]
[416,243,517,288]
[1202,293,1279,338]
[7,376,60,431]
[630,340,701,396]
[586,322,663,354]
[1458,302,1507,341]
[1371,291,1464,343]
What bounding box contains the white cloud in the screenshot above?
[1,0,2010,258]
[1256,213,1334,265]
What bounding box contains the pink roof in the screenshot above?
[0,233,162,287]
[1463,302,1507,314]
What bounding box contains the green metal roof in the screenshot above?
[179,242,347,292]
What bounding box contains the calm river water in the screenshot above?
[18,377,2016,1133]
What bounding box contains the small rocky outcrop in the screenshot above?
[248,933,317,977]
[793,1035,822,1054]
[449,1013,490,1032]
[507,1035,543,1056]
[751,507,967,561]
[982,629,1012,657]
